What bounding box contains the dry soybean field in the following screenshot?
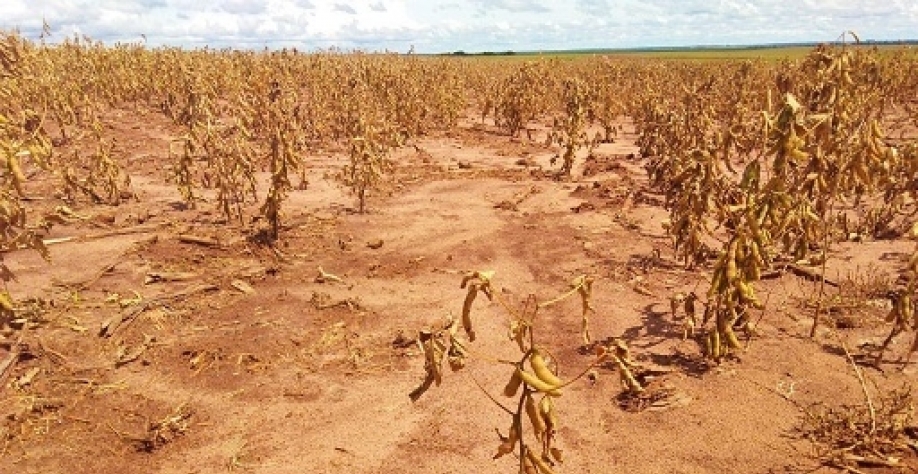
[3,33,918,473]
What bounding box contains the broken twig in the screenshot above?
[100,284,219,338]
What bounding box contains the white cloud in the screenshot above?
[0,0,914,52]
[334,3,357,14]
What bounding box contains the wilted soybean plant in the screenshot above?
[412,271,642,473]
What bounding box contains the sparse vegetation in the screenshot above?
[411,271,639,473]
[0,28,918,473]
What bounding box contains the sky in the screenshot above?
[0,0,916,53]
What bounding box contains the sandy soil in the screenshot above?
[1,110,916,474]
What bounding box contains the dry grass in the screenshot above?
[794,265,894,329]
[800,385,916,470]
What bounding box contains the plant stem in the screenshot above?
[538,283,582,309]
[810,201,834,338]
[839,339,876,435]
[516,387,529,474]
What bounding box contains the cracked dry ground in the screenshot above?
[2,114,917,474]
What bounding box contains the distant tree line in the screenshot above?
[443,50,517,57]
[437,39,917,57]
